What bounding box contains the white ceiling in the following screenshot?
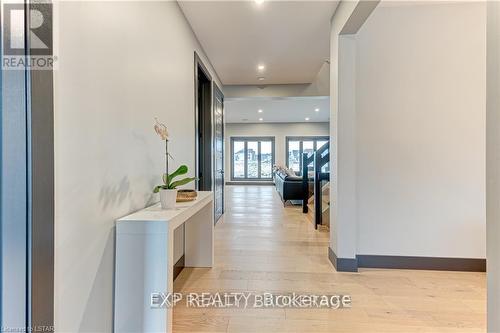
[225,96,330,123]
[178,1,339,85]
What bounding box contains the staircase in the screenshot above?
[320,182,330,227]
[302,143,330,229]
[306,182,329,228]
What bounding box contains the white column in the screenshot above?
[329,1,378,268]
[336,35,358,260]
[487,2,500,332]
[329,1,360,265]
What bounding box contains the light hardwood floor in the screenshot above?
[173,185,486,333]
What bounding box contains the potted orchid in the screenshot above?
[153,118,196,209]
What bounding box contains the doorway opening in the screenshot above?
[195,53,213,192]
[194,53,225,223]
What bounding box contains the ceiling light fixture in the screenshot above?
[257,64,265,71]
[315,108,320,112]
[258,77,265,81]
[258,109,263,113]
[255,0,265,5]
[259,118,263,121]
[305,117,310,121]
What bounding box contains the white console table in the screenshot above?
[114,191,214,333]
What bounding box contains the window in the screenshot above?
[286,136,330,172]
[231,137,275,180]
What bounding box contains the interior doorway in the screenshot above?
[195,53,213,192]
[195,53,225,223]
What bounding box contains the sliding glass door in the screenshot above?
[231,137,275,180]
[286,136,330,172]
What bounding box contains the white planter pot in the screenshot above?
[159,189,178,209]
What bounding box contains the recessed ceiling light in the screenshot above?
[259,118,263,121]
[315,108,320,112]
[257,64,265,71]
[258,77,265,81]
[305,117,310,121]
[255,0,265,5]
[258,109,263,113]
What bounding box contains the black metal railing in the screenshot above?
[301,152,314,213]
[301,142,330,226]
[313,144,330,229]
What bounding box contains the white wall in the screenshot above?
[354,2,486,258]
[53,2,221,332]
[487,2,500,331]
[225,122,329,181]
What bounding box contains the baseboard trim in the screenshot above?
[226,181,274,186]
[328,248,486,272]
[173,255,185,280]
[328,247,358,272]
[356,255,486,272]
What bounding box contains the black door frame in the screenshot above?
[194,52,213,192]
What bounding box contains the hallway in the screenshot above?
[173,185,486,333]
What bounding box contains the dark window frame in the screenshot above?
[230,136,275,181]
[285,136,330,171]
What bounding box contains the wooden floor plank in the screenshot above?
[173,185,486,333]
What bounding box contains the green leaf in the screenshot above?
[153,184,170,193]
[167,165,188,186]
[169,177,196,189]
